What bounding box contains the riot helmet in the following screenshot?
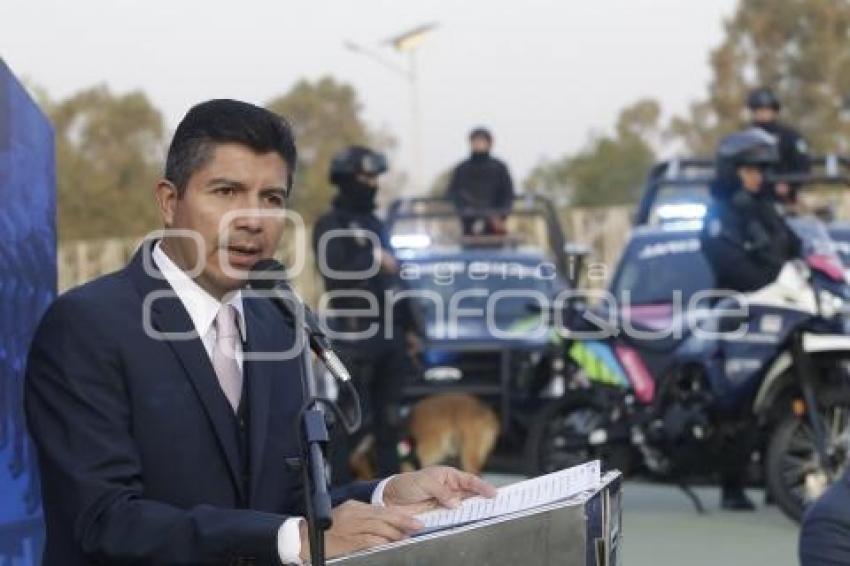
[712,128,779,199]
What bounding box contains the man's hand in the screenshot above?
[405,330,423,357]
[774,182,792,199]
[382,466,497,515]
[374,247,399,274]
[299,500,422,561]
[488,215,508,235]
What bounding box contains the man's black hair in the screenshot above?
[165,99,297,195]
[469,126,492,143]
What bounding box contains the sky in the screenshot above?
[0,0,738,193]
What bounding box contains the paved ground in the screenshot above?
[623,483,797,566]
[484,474,799,566]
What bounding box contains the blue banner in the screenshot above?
[0,57,56,565]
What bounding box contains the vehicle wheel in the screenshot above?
[766,387,850,522]
[524,391,628,476]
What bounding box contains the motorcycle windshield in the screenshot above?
[788,216,846,281]
[828,225,850,267]
[611,234,714,308]
[788,216,842,261]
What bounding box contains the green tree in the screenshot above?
[267,76,389,223]
[670,0,850,155]
[427,167,452,198]
[524,157,573,205]
[524,99,661,207]
[50,85,166,241]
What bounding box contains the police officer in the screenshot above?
[747,87,811,209]
[313,146,416,481]
[701,128,802,510]
[446,127,515,235]
[702,128,801,292]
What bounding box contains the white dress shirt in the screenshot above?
[153,243,390,565]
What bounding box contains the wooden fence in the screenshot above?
[57,205,636,305]
[58,229,327,305]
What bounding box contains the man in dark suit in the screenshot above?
[25,99,494,565]
[800,469,850,565]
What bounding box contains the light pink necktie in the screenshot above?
[212,304,243,412]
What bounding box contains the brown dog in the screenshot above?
[349,393,500,480]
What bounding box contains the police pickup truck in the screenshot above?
[386,195,576,466]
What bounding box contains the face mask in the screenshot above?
[754,120,778,133]
[355,182,378,200]
[335,178,378,212]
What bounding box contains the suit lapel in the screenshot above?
[127,243,246,502]
[243,299,304,505]
[243,302,276,505]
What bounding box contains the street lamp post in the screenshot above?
[344,23,438,193]
[408,47,422,194]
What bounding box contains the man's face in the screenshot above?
[470,136,492,154]
[156,143,288,299]
[751,107,778,124]
[738,165,764,193]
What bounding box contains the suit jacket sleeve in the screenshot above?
[25,294,300,565]
[331,481,381,507]
[799,480,850,566]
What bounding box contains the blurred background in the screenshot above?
[6,0,850,298]
[6,0,850,563]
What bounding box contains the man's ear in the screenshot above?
[155,180,179,227]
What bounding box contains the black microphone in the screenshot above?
[248,259,352,383]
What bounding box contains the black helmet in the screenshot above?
[329,145,388,185]
[469,127,492,143]
[712,128,779,198]
[747,87,781,111]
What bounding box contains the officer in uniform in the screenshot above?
[446,127,515,235]
[313,146,417,482]
[701,128,802,510]
[747,87,811,210]
[702,128,801,292]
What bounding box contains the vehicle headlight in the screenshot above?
[423,366,463,382]
[819,289,846,319]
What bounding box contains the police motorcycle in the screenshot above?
[527,160,850,523]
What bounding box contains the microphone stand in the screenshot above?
[246,267,361,565]
[296,327,333,566]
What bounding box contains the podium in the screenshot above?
[331,471,622,566]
